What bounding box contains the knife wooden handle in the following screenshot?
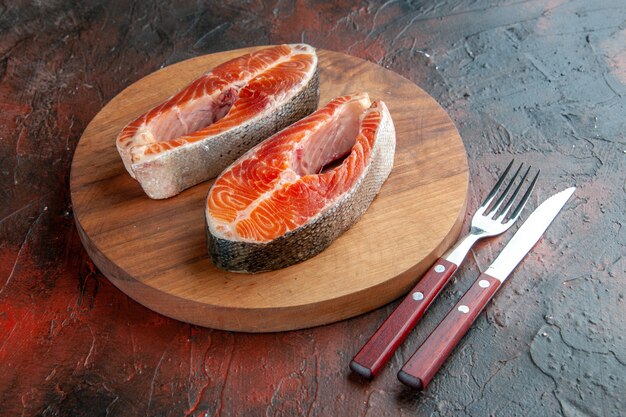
[350,258,457,379]
[397,273,501,389]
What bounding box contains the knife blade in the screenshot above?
[397,187,576,390]
[485,186,576,281]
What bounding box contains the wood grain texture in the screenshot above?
[3,1,625,415]
[70,46,469,332]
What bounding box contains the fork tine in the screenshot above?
[481,159,515,208]
[487,162,523,217]
[507,169,540,222]
[496,165,531,222]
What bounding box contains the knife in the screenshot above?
[397,186,576,390]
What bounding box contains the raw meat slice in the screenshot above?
[206,93,396,273]
[116,44,319,199]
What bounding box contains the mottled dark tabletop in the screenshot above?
[1,1,625,416]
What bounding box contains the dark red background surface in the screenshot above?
[1,1,624,416]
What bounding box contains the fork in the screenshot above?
[350,160,539,379]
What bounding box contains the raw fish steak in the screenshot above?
[206,93,396,273]
[116,44,319,199]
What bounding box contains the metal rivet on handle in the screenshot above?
[434,264,445,273]
[412,292,424,301]
[479,279,490,288]
[458,305,470,314]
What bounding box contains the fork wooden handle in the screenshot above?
[397,273,501,389]
[350,258,457,379]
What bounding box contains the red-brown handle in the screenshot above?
[350,258,458,379]
[397,273,501,389]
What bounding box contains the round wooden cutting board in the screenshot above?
[70,46,469,332]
